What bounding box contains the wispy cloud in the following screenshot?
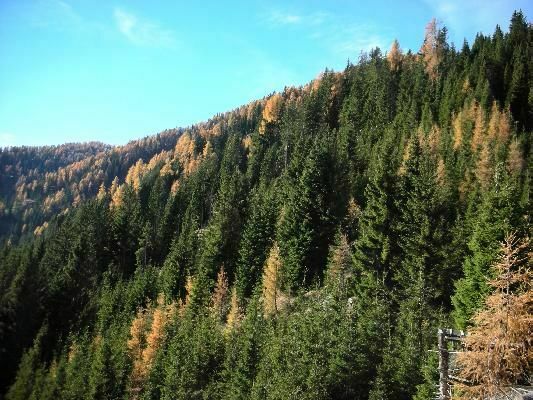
[0,133,16,148]
[331,25,388,57]
[267,10,327,26]
[265,8,389,61]
[28,0,83,31]
[113,8,177,48]
[422,0,531,44]
[26,0,109,38]
[269,11,302,25]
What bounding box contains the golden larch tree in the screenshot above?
[420,18,441,81]
[487,102,500,140]
[211,266,229,321]
[96,182,106,201]
[111,184,125,209]
[225,287,242,333]
[202,140,213,158]
[427,124,441,155]
[109,176,119,196]
[506,139,524,175]
[471,103,485,152]
[398,139,412,176]
[128,296,176,398]
[174,132,200,176]
[127,307,148,395]
[159,160,174,177]
[259,93,283,134]
[179,274,195,315]
[345,197,361,227]
[141,296,175,374]
[475,143,493,189]
[452,111,464,150]
[262,243,283,316]
[387,39,402,71]
[126,159,145,191]
[170,180,180,195]
[454,233,532,399]
[436,158,447,188]
[496,108,511,144]
[109,176,122,208]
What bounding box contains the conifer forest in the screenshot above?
[0,11,531,400]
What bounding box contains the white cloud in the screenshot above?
[311,21,389,60]
[28,0,82,30]
[422,0,531,45]
[270,12,302,25]
[265,8,388,60]
[0,133,16,148]
[333,26,388,56]
[267,10,327,26]
[26,0,109,39]
[113,8,177,48]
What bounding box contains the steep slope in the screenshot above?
[0,12,531,400]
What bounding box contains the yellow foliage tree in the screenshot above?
[475,143,493,189]
[436,158,447,188]
[506,139,524,175]
[346,197,361,224]
[127,307,148,394]
[471,103,485,152]
[128,295,176,397]
[487,102,500,140]
[398,140,412,175]
[263,95,281,122]
[211,266,229,321]
[174,132,199,176]
[96,183,106,201]
[126,159,145,191]
[452,111,464,150]
[417,124,442,156]
[462,78,471,94]
[262,243,283,316]
[387,39,402,71]
[242,135,252,151]
[259,93,283,134]
[202,140,213,157]
[225,287,242,333]
[420,18,442,81]
[454,234,532,399]
[109,177,121,208]
[185,275,194,304]
[142,296,175,372]
[175,132,193,160]
[159,160,174,177]
[497,108,511,144]
[111,184,125,209]
[109,176,119,196]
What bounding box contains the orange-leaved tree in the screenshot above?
[454,233,532,399]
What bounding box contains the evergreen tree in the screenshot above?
[278,135,336,291]
[1,12,531,400]
[452,170,522,328]
[221,294,264,400]
[235,182,278,300]
[456,233,531,398]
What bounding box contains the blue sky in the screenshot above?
[0,0,530,147]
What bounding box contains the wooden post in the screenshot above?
[438,329,450,400]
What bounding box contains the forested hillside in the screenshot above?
[0,131,182,241]
[0,12,531,400]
